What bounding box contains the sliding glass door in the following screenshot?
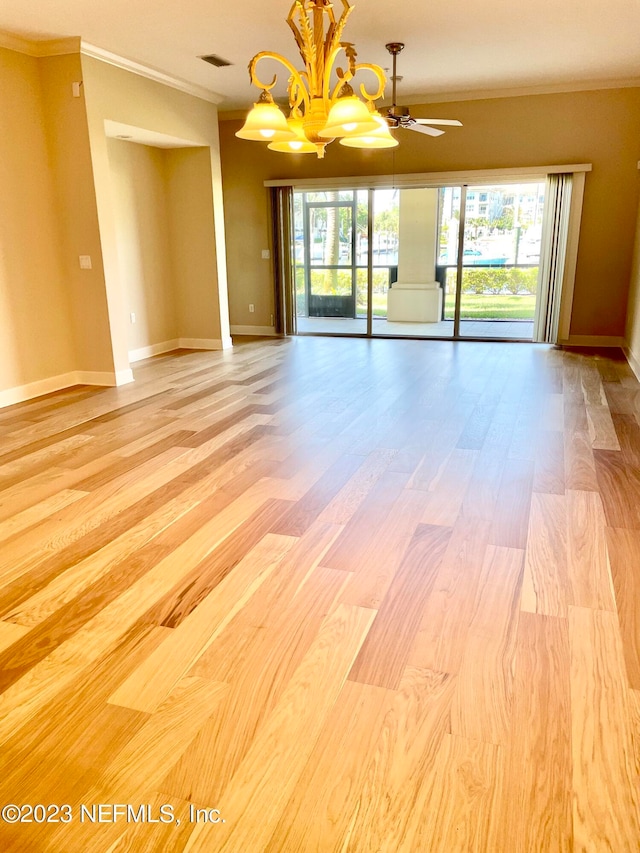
[293,190,369,335]
[291,180,547,341]
[457,182,545,340]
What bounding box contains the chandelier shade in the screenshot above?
[236,0,387,158]
[235,96,297,142]
[318,94,380,139]
[339,112,399,148]
[268,116,318,153]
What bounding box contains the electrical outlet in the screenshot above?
[249,304,255,313]
[261,249,271,260]
[130,312,136,324]
[78,255,92,269]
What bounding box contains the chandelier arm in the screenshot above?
[325,46,351,106]
[249,52,310,110]
[353,63,387,102]
[286,1,307,59]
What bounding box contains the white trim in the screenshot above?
[178,337,228,350]
[114,369,135,386]
[230,325,279,337]
[0,369,130,409]
[386,77,640,106]
[81,42,223,105]
[624,345,640,382]
[559,335,625,347]
[0,32,80,56]
[264,164,593,189]
[0,372,80,409]
[129,339,180,363]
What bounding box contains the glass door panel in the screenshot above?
[376,186,459,338]
[294,190,367,334]
[458,182,544,339]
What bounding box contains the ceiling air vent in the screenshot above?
[200,54,232,68]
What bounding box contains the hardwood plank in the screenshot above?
[533,429,565,494]
[594,448,640,529]
[605,526,640,689]
[0,488,88,544]
[489,457,534,549]
[43,676,228,853]
[409,511,490,674]
[569,606,640,848]
[348,524,451,690]
[270,453,364,537]
[333,666,457,852]
[501,612,573,852]
[340,487,428,609]
[180,603,375,853]
[416,448,477,527]
[404,734,505,853]
[566,490,616,611]
[521,492,569,617]
[264,680,391,853]
[160,564,349,804]
[586,403,621,451]
[564,428,599,492]
[0,620,28,652]
[450,545,523,745]
[320,470,409,571]
[108,533,295,712]
[317,447,397,524]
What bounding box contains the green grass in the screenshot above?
[356,293,535,320]
[444,293,535,320]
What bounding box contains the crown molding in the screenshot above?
[387,77,640,106]
[81,42,223,105]
[0,31,80,57]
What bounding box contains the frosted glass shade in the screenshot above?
[339,114,399,149]
[318,96,379,139]
[268,117,317,153]
[236,101,296,142]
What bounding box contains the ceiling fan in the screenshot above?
[383,43,463,137]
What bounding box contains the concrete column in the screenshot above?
[387,188,443,323]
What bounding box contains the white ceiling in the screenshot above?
[2,0,640,111]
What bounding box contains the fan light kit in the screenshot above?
[236,1,462,158]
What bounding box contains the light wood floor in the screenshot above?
[0,337,638,852]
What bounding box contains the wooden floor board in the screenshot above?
[0,339,637,852]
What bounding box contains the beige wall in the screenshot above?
[625,198,640,369]
[107,139,178,352]
[219,88,640,336]
[81,56,231,370]
[0,47,77,392]
[165,147,223,342]
[38,52,116,376]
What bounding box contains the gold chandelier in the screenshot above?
[236,0,397,158]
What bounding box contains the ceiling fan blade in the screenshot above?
[404,122,445,137]
[414,119,463,126]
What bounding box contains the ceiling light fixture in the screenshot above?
[236,0,395,158]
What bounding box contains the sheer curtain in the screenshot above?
[271,186,296,336]
[533,173,573,343]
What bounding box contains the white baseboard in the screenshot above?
[623,344,640,382]
[128,338,231,364]
[128,340,180,363]
[230,325,278,337]
[0,368,132,409]
[559,335,625,347]
[178,337,227,351]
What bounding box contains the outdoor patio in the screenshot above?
[296,316,534,339]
